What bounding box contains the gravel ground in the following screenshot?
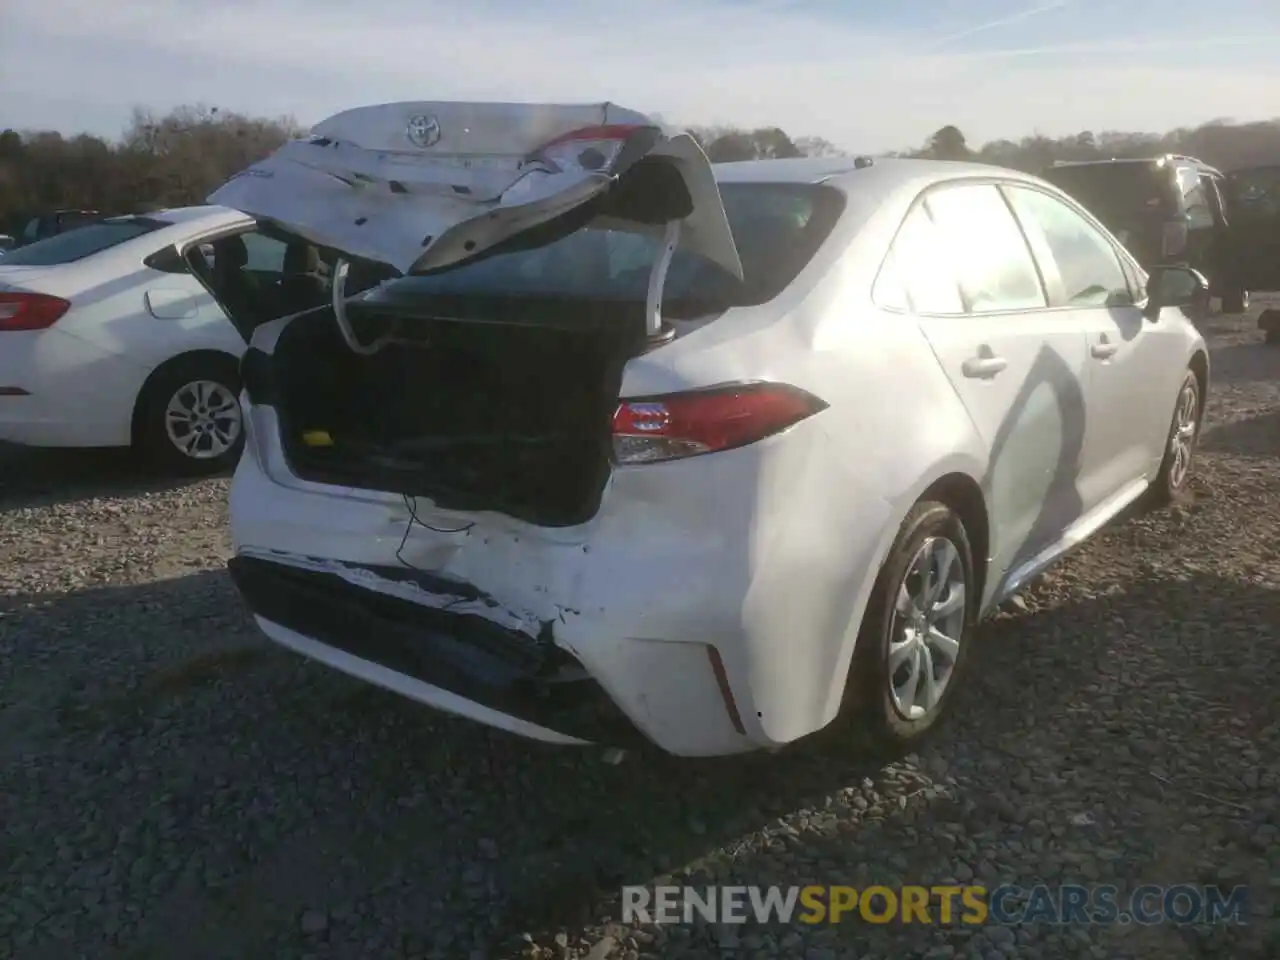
[1,309,1277,960]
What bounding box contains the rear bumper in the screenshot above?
[229,395,894,756]
[228,554,652,748]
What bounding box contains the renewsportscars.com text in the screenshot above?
[621,884,1249,926]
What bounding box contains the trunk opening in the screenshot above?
[258,298,651,527]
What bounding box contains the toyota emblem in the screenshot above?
[406,114,441,148]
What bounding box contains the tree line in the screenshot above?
[3,105,1280,235]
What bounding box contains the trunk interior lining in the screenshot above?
[263,300,647,527]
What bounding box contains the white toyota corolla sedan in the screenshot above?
[207,101,1209,757]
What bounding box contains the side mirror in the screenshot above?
[1144,264,1210,321]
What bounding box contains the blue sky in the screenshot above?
[4,0,1280,152]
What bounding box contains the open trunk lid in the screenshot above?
[207,101,742,283]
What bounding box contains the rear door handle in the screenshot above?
[961,355,1008,379]
[1091,341,1119,360]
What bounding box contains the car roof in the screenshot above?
[711,155,1047,190]
[142,205,251,229]
[1048,155,1223,177]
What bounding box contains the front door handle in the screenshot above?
[1091,340,1119,360]
[961,355,1008,379]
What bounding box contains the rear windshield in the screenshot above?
[0,217,164,266]
[1041,163,1177,225]
[373,183,845,317]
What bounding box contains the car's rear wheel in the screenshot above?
[135,355,245,476]
[851,501,976,751]
[1149,369,1200,505]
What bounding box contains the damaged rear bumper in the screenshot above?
[228,554,653,748]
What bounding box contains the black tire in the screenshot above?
[1221,288,1249,315]
[1148,369,1200,506]
[134,354,245,476]
[1265,328,1280,346]
[849,500,977,751]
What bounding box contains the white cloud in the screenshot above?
[4,0,1280,151]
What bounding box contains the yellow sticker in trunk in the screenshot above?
[301,430,334,447]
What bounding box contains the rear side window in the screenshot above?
[924,183,1047,312]
[1005,186,1132,307]
[1177,166,1214,229]
[871,247,909,311]
[1228,166,1280,220]
[888,205,964,314]
[0,218,164,266]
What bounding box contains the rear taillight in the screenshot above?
[1162,219,1188,259]
[0,292,71,331]
[612,382,827,465]
[536,124,649,175]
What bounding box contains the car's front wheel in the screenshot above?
[135,355,245,476]
[1149,369,1201,505]
[851,500,976,751]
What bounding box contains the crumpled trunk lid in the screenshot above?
[207,100,742,281]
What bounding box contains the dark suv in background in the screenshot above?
[1223,163,1280,343]
[1041,155,1268,315]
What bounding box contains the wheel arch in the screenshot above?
[918,471,991,609]
[830,461,990,713]
[130,348,242,447]
[1187,348,1209,425]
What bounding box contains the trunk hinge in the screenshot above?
[331,258,394,355]
[645,220,681,344]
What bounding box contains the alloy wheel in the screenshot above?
[164,379,242,460]
[1167,380,1198,490]
[887,536,966,720]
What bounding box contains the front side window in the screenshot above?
[924,183,1047,312]
[1005,186,1133,308]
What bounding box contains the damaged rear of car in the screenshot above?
[210,102,859,756]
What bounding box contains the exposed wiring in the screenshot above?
[395,492,475,570]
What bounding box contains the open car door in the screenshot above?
[208,102,743,345]
[1223,165,1280,293]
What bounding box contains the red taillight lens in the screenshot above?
[612,382,827,465]
[536,123,649,175]
[0,292,71,331]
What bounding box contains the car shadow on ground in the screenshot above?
[1200,409,1280,459]
[3,565,1274,959]
[1203,341,1280,387]
[0,443,221,514]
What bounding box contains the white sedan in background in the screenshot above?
[211,101,1211,758]
[0,206,328,473]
